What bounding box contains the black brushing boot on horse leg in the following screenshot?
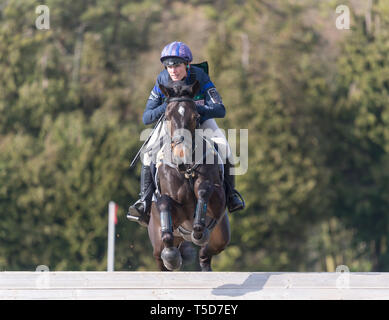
[158,195,182,271]
[127,164,154,227]
[191,181,213,246]
[224,158,245,213]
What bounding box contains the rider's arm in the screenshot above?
[142,80,167,125]
[196,72,226,119]
[198,86,226,119]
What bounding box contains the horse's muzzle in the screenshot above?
[171,135,192,164]
[171,135,185,146]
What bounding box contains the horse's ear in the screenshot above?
[159,84,170,97]
[190,80,200,97]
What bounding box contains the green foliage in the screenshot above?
[0,0,157,271]
[1,0,389,272]
[319,0,389,271]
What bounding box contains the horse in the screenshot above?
[147,80,230,271]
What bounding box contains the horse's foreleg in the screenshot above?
[192,180,213,246]
[198,212,230,271]
[148,206,169,271]
[157,195,182,271]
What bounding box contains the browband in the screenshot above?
[166,97,194,104]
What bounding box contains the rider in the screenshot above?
[128,41,245,227]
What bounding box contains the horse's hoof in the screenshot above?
[191,228,210,246]
[161,247,182,271]
[200,263,212,272]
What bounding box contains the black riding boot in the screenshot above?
[127,164,155,227]
[224,159,245,213]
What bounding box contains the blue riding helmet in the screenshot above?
[160,41,193,66]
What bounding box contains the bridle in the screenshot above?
[166,96,196,104]
[165,96,201,143]
[164,96,206,179]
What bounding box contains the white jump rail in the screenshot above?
[0,272,389,300]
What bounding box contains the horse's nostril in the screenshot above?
[172,135,184,145]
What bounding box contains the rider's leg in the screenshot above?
[199,119,245,212]
[127,164,154,227]
[224,156,245,212]
[127,121,165,227]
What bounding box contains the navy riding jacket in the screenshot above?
[143,66,226,125]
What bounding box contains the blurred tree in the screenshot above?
[1,0,388,272]
[321,0,389,271]
[0,0,162,270]
[203,0,334,271]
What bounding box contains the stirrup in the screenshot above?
[127,199,150,227]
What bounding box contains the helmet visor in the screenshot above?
[162,57,186,66]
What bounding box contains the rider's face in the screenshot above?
[166,63,187,81]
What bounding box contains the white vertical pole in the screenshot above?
[107,201,116,272]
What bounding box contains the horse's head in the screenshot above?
[159,80,200,164]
